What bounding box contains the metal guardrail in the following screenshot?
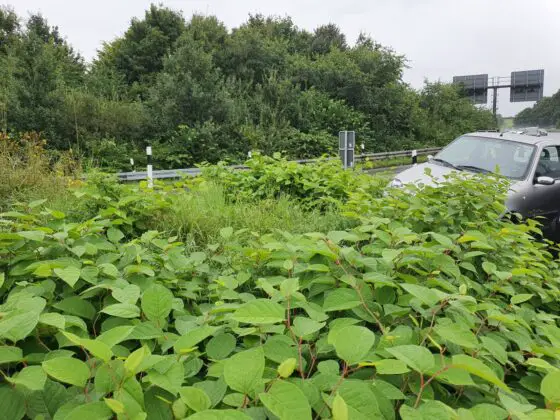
[116,147,442,182]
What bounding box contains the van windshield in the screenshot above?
[434,136,536,180]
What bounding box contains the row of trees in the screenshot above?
[514,89,560,129]
[0,5,496,170]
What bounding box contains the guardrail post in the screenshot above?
[146,146,153,188]
[411,149,417,165]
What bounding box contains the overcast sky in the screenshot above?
[8,0,560,117]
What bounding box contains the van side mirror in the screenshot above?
[536,176,555,186]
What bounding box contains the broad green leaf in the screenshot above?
[480,336,508,364]
[95,360,126,395]
[141,283,174,322]
[99,263,119,278]
[39,312,66,329]
[145,359,184,395]
[386,345,435,373]
[55,401,112,419]
[223,393,244,407]
[323,289,361,312]
[541,370,560,404]
[526,358,559,373]
[0,387,25,420]
[400,400,456,420]
[0,346,23,364]
[278,358,297,378]
[232,299,285,324]
[328,230,360,244]
[42,357,90,388]
[400,284,440,307]
[469,403,509,420]
[511,294,534,305]
[54,267,81,288]
[187,410,251,419]
[371,380,406,400]
[107,227,124,243]
[482,261,497,275]
[372,359,410,375]
[179,387,211,412]
[337,380,383,419]
[174,325,219,354]
[434,323,478,349]
[172,400,187,419]
[193,379,228,408]
[97,325,134,348]
[128,321,164,340]
[125,346,151,375]
[62,331,113,362]
[451,354,509,392]
[206,333,236,360]
[259,380,312,420]
[101,303,140,319]
[26,379,70,419]
[292,317,325,338]
[263,335,298,364]
[0,296,45,342]
[17,230,45,241]
[224,346,265,394]
[104,398,124,414]
[113,284,141,305]
[7,366,47,390]
[54,297,96,320]
[328,326,375,365]
[498,392,535,414]
[332,393,349,420]
[144,387,174,419]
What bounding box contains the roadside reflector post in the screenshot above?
[146,146,153,188]
[412,149,418,165]
[130,158,135,173]
[339,131,355,169]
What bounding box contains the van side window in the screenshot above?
[536,146,560,179]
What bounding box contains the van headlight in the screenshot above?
[389,178,403,188]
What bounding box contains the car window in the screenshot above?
[435,136,535,180]
[536,146,560,179]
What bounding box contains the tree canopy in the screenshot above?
[514,89,560,129]
[0,4,496,170]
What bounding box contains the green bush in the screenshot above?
[1,161,560,419]
[201,153,389,209]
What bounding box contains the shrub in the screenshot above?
[201,153,389,209]
[0,132,80,210]
[1,165,560,419]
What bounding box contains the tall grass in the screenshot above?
[0,133,80,211]
[154,183,352,249]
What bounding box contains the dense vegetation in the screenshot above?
[0,5,495,170]
[515,89,560,129]
[1,136,560,419]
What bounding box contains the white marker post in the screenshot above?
[146,146,153,188]
[412,149,418,165]
[130,158,135,173]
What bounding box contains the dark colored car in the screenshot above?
[390,131,560,241]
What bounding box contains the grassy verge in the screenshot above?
[152,182,352,249]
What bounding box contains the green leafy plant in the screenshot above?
[0,162,559,419]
